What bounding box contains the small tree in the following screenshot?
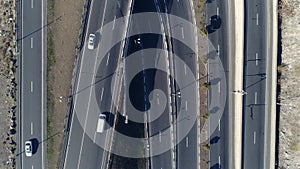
[203,144,210,151]
[277,65,285,73]
[202,113,209,119]
[202,82,211,90]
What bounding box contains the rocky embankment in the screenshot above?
[278,0,300,168]
[0,0,17,168]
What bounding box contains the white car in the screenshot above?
[25,141,32,157]
[88,33,96,50]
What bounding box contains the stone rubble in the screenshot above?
[0,0,17,168]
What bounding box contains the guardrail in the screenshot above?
[58,0,92,168]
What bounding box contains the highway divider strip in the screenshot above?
[263,0,278,168]
[227,0,244,169]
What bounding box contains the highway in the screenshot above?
[18,0,46,168]
[242,0,267,168]
[63,0,200,168]
[62,0,131,169]
[206,0,230,168]
[160,1,200,169]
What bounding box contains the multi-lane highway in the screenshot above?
[242,0,267,168]
[62,0,200,169]
[62,0,131,169]
[18,0,46,168]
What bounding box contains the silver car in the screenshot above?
[25,141,32,157]
[88,33,96,50]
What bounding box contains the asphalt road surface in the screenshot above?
[18,0,46,168]
[206,0,231,168]
[62,0,130,169]
[242,0,267,168]
[63,0,200,169]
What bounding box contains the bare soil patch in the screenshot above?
[46,0,83,168]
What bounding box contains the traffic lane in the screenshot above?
[63,44,119,169]
[63,114,86,169]
[243,0,267,168]
[243,105,265,169]
[178,123,197,169]
[88,0,129,33]
[243,68,266,169]
[207,0,229,167]
[22,1,43,168]
[167,0,193,22]
[152,150,172,169]
[22,0,42,37]
[77,132,105,169]
[71,45,119,169]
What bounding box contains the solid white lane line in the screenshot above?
[30,81,33,92]
[112,16,116,30]
[185,101,188,111]
[256,13,259,25]
[255,92,257,104]
[106,53,110,66]
[41,0,45,167]
[159,131,162,142]
[254,131,256,144]
[217,7,219,16]
[181,26,184,39]
[31,122,33,135]
[218,81,221,93]
[100,0,108,33]
[30,37,33,48]
[100,88,104,101]
[255,53,258,65]
[218,119,221,131]
[217,44,220,55]
[31,0,33,8]
[148,21,152,32]
[186,137,189,147]
[93,132,97,143]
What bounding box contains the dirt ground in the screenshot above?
[46,0,83,168]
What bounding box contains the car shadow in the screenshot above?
[95,32,102,49]
[30,138,39,155]
[210,136,220,144]
[210,163,221,169]
[209,106,219,114]
[206,15,222,34]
